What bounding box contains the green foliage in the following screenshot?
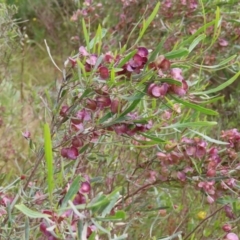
[0,3,20,78]
[44,123,54,202]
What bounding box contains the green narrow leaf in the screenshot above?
[78,88,93,101]
[171,95,218,116]
[101,191,120,217]
[199,0,206,33]
[158,78,182,86]
[77,59,87,79]
[24,217,29,240]
[91,219,110,235]
[81,223,88,240]
[91,187,122,211]
[144,2,160,30]
[102,116,127,128]
[188,34,206,53]
[138,2,160,41]
[92,55,104,72]
[96,210,126,221]
[158,231,183,240]
[88,193,107,210]
[61,176,81,208]
[192,55,237,70]
[180,20,215,47]
[124,12,145,48]
[118,50,137,68]
[44,123,54,201]
[88,232,97,240]
[89,28,107,50]
[190,129,229,145]
[211,6,221,46]
[165,48,189,59]
[143,206,169,212]
[82,19,90,50]
[92,24,101,53]
[193,71,240,95]
[77,221,83,240]
[132,119,148,124]
[110,67,115,84]
[68,200,87,219]
[15,204,51,219]
[44,90,53,108]
[79,144,90,154]
[56,189,122,213]
[161,121,217,129]
[118,91,145,118]
[145,37,166,68]
[111,234,128,240]
[141,133,165,143]
[99,112,114,124]
[197,96,224,104]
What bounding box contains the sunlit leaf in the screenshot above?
[165,48,189,59]
[171,95,218,116]
[180,20,215,47]
[118,91,145,117]
[145,37,166,67]
[44,123,54,201]
[138,2,160,41]
[82,19,90,50]
[96,210,126,221]
[141,133,165,143]
[118,50,137,68]
[24,217,29,240]
[157,231,183,240]
[192,55,237,70]
[61,176,81,208]
[91,219,110,235]
[161,121,217,129]
[190,129,229,145]
[15,204,51,220]
[158,78,182,86]
[188,34,206,53]
[193,71,240,95]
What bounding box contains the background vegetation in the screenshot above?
[0,0,240,239]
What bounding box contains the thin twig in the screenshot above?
[23,149,45,191]
[44,39,62,72]
[183,205,226,240]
